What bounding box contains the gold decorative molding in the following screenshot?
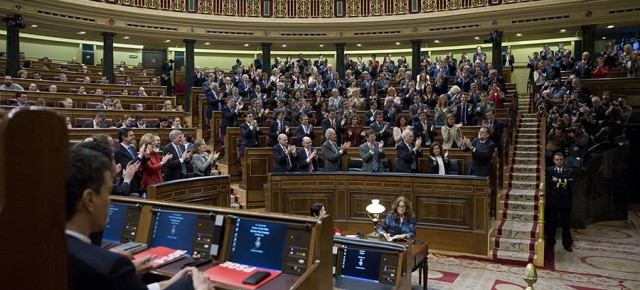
[274,0,289,17]
[472,0,488,7]
[297,0,311,17]
[346,0,362,17]
[320,0,334,17]
[198,0,214,14]
[422,0,436,12]
[145,0,160,9]
[120,0,135,6]
[394,0,407,14]
[170,0,186,11]
[448,0,461,10]
[247,0,261,16]
[222,0,238,15]
[370,0,384,16]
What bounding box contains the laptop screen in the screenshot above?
[228,218,288,270]
[340,246,381,283]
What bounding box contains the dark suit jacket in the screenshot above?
[297,147,319,172]
[239,122,262,153]
[370,121,391,142]
[412,120,436,147]
[82,120,107,128]
[462,138,496,177]
[487,118,504,152]
[163,143,190,181]
[295,124,316,146]
[545,166,574,208]
[321,117,344,142]
[322,140,345,172]
[113,144,147,194]
[456,103,475,125]
[205,91,222,120]
[395,142,423,173]
[428,156,451,174]
[272,144,294,173]
[220,105,238,135]
[269,119,290,144]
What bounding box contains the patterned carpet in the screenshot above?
[415,209,640,290]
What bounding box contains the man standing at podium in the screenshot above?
[545,152,575,252]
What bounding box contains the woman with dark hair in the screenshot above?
[343,114,364,147]
[428,141,451,175]
[393,114,412,145]
[310,202,341,235]
[377,196,416,241]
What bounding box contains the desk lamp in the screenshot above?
[365,199,386,238]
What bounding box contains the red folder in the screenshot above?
[133,246,187,268]
[203,261,281,289]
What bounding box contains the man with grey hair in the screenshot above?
[273,133,297,173]
[297,136,318,172]
[395,130,423,173]
[322,128,351,172]
[82,112,107,128]
[163,129,191,181]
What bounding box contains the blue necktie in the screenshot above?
[128,146,136,160]
[372,144,379,172]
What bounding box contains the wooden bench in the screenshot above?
[146,175,231,207]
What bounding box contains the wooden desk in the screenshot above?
[0,90,175,109]
[146,175,231,206]
[12,79,166,96]
[67,128,197,144]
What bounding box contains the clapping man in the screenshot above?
[322,128,350,172]
[460,126,496,177]
[359,130,386,172]
[395,131,423,173]
[272,134,297,173]
[297,137,319,172]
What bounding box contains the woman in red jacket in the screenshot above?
[489,82,504,109]
[139,133,172,193]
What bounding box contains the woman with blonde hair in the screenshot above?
[162,100,175,111]
[433,95,450,127]
[441,113,462,149]
[377,196,416,241]
[192,139,220,176]
[112,99,124,110]
[139,133,172,193]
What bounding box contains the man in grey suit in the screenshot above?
[322,128,350,172]
[359,130,386,172]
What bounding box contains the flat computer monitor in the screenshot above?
[228,218,288,270]
[103,203,141,243]
[340,246,382,283]
[150,209,223,259]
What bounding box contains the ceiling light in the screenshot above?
[244,43,249,47]
[282,44,287,47]
[516,33,523,37]
[395,42,401,45]
[31,24,38,28]
[607,25,615,29]
[164,40,171,43]
[560,29,566,33]
[474,36,480,40]
[602,37,607,40]
[204,42,210,45]
[78,31,86,35]
[123,36,130,39]
[357,43,362,47]
[434,40,440,43]
[319,44,324,47]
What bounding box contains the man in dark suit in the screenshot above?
[272,134,297,173]
[395,130,423,173]
[269,111,291,145]
[83,112,107,128]
[322,128,350,172]
[205,82,222,125]
[65,146,210,290]
[297,137,319,172]
[460,126,496,177]
[364,101,378,126]
[484,109,504,158]
[192,66,205,87]
[456,93,475,125]
[221,98,242,136]
[113,128,147,195]
[413,111,435,148]
[370,111,392,143]
[163,130,192,181]
[359,130,386,172]
[254,53,263,70]
[321,108,344,143]
[239,113,262,157]
[295,114,316,146]
[545,152,575,252]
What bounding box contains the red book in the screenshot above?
[133,246,187,268]
[203,261,281,289]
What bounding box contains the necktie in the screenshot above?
[462,104,466,123]
[284,146,292,169]
[332,119,336,128]
[128,146,136,160]
[304,125,308,134]
[489,121,493,126]
[407,143,416,170]
[371,143,379,172]
[332,142,338,152]
[279,121,284,132]
[176,145,187,176]
[308,149,313,172]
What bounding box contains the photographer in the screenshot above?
[576,106,600,137]
[545,122,569,164]
[564,123,589,168]
[161,59,174,94]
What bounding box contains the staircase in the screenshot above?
[491,94,545,266]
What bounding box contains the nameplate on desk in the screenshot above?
[134,246,187,268]
[204,261,281,289]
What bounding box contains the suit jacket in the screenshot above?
[456,102,475,125]
[370,121,391,142]
[295,124,316,146]
[272,144,294,173]
[359,142,386,172]
[487,118,504,152]
[322,140,345,172]
[239,122,262,152]
[67,235,148,290]
[412,120,436,147]
[364,109,377,126]
[395,142,423,173]
[462,138,496,177]
[321,117,344,142]
[545,166,575,208]
[205,91,222,120]
[220,105,238,135]
[163,143,190,181]
[82,120,107,128]
[113,144,147,194]
[428,156,451,174]
[269,119,290,144]
[297,147,319,172]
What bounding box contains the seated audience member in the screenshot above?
[59,73,68,82]
[163,130,192,181]
[395,130,423,173]
[77,86,87,94]
[112,99,124,110]
[17,69,28,79]
[172,117,183,129]
[297,136,319,172]
[116,115,134,129]
[64,116,73,129]
[591,57,609,79]
[460,126,496,177]
[36,97,47,107]
[62,98,74,108]
[162,100,175,111]
[132,114,146,128]
[0,75,25,91]
[428,142,451,175]
[377,196,416,240]
[135,87,148,97]
[48,84,58,93]
[11,91,30,107]
[138,133,171,193]
[272,134,297,173]
[192,139,220,176]
[82,112,107,128]
[322,128,350,172]
[156,115,170,128]
[96,96,113,110]
[310,202,341,235]
[359,130,386,173]
[65,145,211,290]
[28,83,39,91]
[441,113,462,149]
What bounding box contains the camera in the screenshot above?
[612,101,620,107]
[168,59,174,63]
